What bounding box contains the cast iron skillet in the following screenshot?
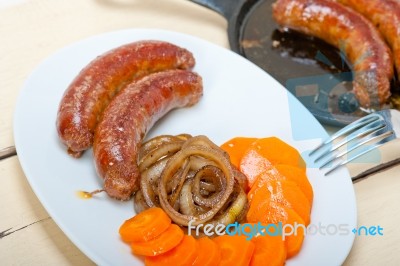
[189,0,398,126]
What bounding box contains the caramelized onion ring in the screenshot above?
[139,157,170,207]
[138,134,191,161]
[139,142,184,172]
[205,182,248,227]
[133,190,149,214]
[159,143,234,226]
[179,179,197,216]
[135,134,248,229]
[192,165,226,208]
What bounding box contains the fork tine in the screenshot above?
[324,130,395,176]
[309,114,380,156]
[319,128,392,168]
[314,119,386,163]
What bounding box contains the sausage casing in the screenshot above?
[337,0,400,78]
[93,70,203,200]
[56,41,195,157]
[273,0,394,108]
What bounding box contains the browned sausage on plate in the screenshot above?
[273,0,394,108]
[56,41,195,157]
[93,69,203,200]
[337,0,400,78]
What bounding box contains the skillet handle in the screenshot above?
[189,0,236,20]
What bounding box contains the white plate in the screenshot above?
[14,29,356,266]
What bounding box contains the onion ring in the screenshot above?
[136,134,248,230]
[192,165,226,208]
[159,141,234,226]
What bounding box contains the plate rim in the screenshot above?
[13,28,357,266]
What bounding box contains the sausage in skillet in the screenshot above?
[337,0,400,78]
[273,0,394,108]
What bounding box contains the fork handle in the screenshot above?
[352,158,400,181]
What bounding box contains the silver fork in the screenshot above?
[310,109,400,176]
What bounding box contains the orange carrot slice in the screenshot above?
[221,135,311,260]
[246,184,273,223]
[145,235,199,266]
[193,237,221,266]
[250,226,287,266]
[279,180,311,225]
[275,164,313,204]
[283,209,306,258]
[247,137,306,169]
[119,207,171,243]
[252,205,306,259]
[246,168,282,203]
[248,198,306,259]
[240,148,276,189]
[131,224,184,256]
[213,235,255,266]
[220,137,257,168]
[248,179,311,225]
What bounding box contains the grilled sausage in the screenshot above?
[337,0,400,78]
[56,41,195,157]
[93,70,203,200]
[273,0,394,108]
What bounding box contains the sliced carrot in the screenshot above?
[248,204,306,258]
[246,184,273,223]
[248,179,311,225]
[247,168,311,225]
[220,135,311,260]
[213,235,255,266]
[252,205,306,259]
[248,199,306,259]
[220,137,257,168]
[246,168,282,202]
[131,224,184,256]
[145,235,199,266]
[240,148,275,189]
[246,184,295,227]
[279,180,311,225]
[246,178,294,224]
[250,226,287,266]
[247,175,262,203]
[275,164,313,204]
[119,207,171,243]
[193,237,221,266]
[247,137,306,169]
[283,209,306,258]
